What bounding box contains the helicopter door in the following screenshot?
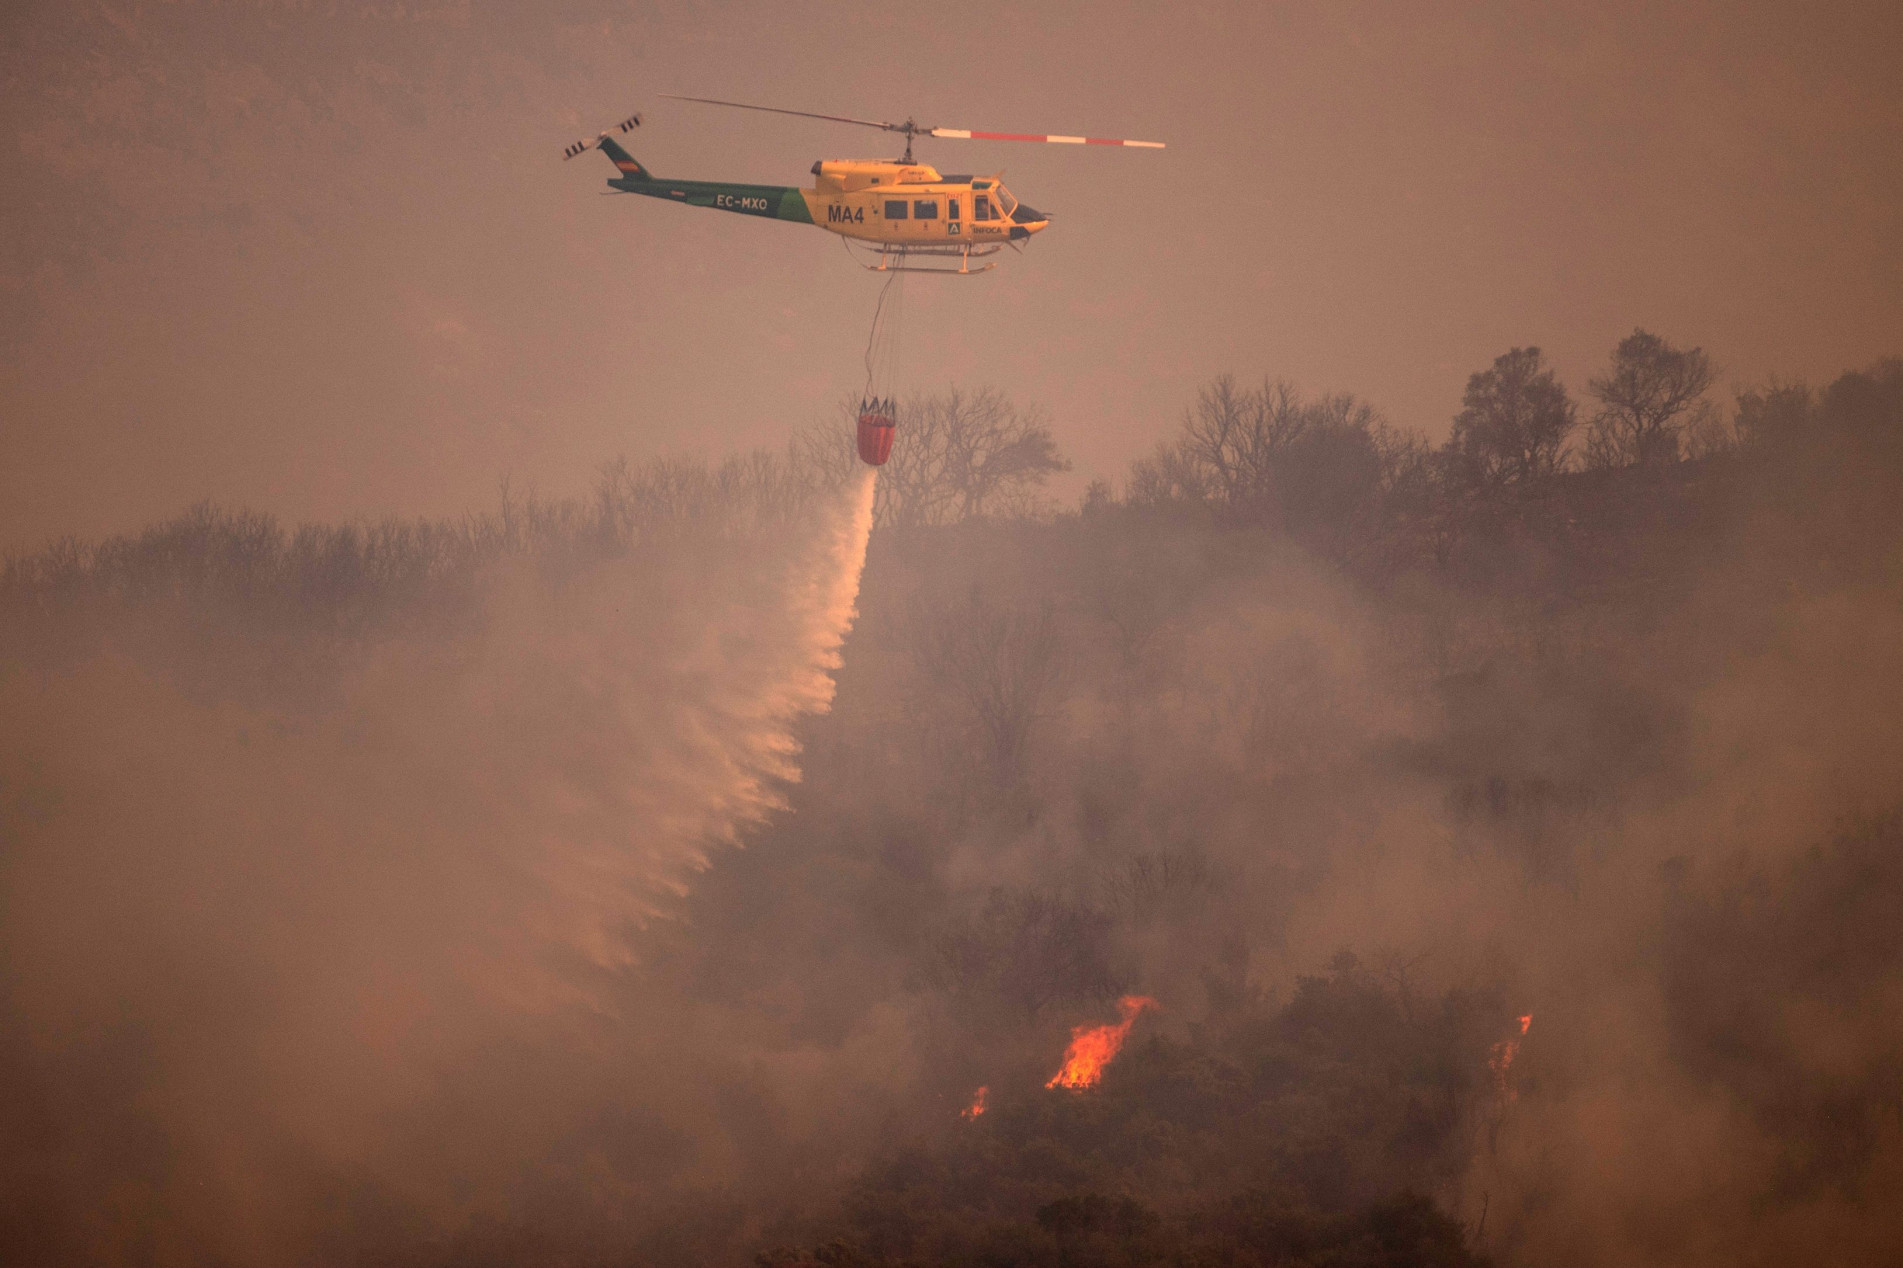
[882,197,908,240]
[910,197,939,241]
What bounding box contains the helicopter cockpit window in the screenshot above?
[884,200,908,220]
[995,186,1019,217]
[973,194,992,220]
[913,199,938,219]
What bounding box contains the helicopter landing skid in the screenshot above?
[859,243,1001,275]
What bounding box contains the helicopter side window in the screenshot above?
[973,194,991,221]
[947,198,960,220]
[883,200,908,220]
[913,199,937,219]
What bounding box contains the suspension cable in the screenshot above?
[862,262,904,404]
[863,267,895,399]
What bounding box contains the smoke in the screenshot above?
[0,469,877,1263]
[1455,586,1903,1267]
[7,368,1903,1267]
[1139,557,1903,1264]
[792,421,1903,1264]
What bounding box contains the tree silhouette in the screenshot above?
[1445,347,1576,491]
[907,587,1064,789]
[802,387,1069,529]
[1126,374,1422,563]
[1585,329,1715,467]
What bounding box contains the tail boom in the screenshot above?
[609,176,813,225]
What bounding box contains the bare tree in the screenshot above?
[800,387,1069,529]
[1177,375,1312,514]
[1445,347,1576,490]
[593,450,821,548]
[1584,330,1716,467]
[1123,434,1214,507]
[1126,374,1420,562]
[908,588,1063,788]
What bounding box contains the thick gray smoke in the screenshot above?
[6,367,1903,1268]
[0,469,877,1263]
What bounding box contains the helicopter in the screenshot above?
[562,96,1164,275]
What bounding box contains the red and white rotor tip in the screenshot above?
[930,129,1164,148]
[561,112,641,160]
[655,95,1164,152]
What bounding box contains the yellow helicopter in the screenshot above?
[563,96,1163,274]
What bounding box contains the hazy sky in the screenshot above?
[4,0,1900,545]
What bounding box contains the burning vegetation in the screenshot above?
[1046,995,1157,1090]
[961,1087,988,1120]
[1487,1015,1532,1102]
[4,350,1903,1266]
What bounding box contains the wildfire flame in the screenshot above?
[1489,1013,1533,1100]
[962,1086,988,1120]
[1046,995,1157,1090]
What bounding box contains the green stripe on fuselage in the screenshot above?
[609,177,812,225]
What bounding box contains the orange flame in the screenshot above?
[1046,995,1157,1090]
[1489,1013,1533,1100]
[962,1086,988,1119]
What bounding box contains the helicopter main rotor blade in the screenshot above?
[928,128,1164,148]
[661,94,1165,149]
[660,94,911,134]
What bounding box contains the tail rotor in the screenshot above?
[561,111,642,161]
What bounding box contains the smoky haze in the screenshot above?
[8,359,1903,1265]
[3,462,881,1261]
[6,5,1903,1268]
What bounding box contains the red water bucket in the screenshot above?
[856,409,895,466]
